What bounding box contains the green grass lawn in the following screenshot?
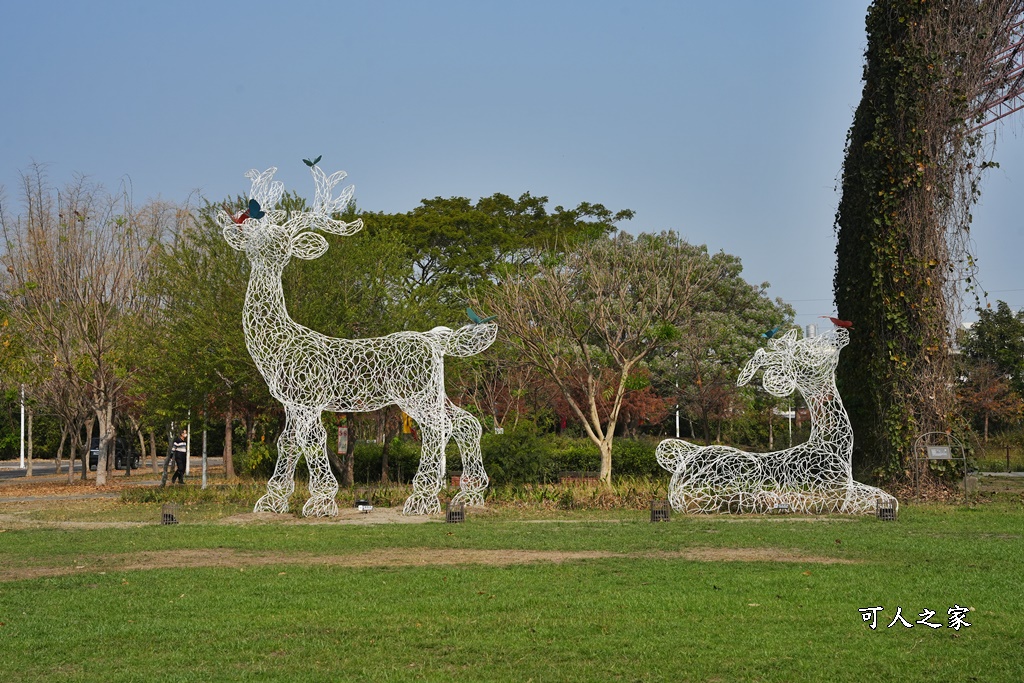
[1,485,1022,682]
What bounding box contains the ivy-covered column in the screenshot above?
[834,0,1014,479]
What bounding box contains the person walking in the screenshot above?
[171,430,188,484]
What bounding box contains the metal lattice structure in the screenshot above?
[656,328,897,515]
[219,166,496,516]
[972,12,1024,131]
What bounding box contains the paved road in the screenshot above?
[0,457,224,482]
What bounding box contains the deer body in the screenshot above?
[222,166,494,516]
[657,328,897,514]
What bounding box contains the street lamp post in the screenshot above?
[19,384,25,469]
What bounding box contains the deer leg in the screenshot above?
[448,402,488,507]
[403,420,446,515]
[301,411,339,518]
[255,406,304,514]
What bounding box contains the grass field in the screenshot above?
[0,476,1022,682]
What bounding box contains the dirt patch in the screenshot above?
[0,513,148,529]
[0,546,857,582]
[217,508,433,526]
[717,516,859,523]
[659,547,855,563]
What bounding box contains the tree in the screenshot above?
[651,254,794,445]
[1,167,168,486]
[957,301,1024,441]
[484,232,727,484]
[961,301,1024,396]
[957,358,1023,441]
[366,192,631,321]
[139,199,275,480]
[833,1,1023,478]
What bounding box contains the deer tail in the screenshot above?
[656,438,701,473]
[425,323,497,357]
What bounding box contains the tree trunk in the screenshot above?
[342,413,356,488]
[150,430,158,473]
[323,413,345,481]
[245,413,255,452]
[984,412,989,443]
[136,429,146,475]
[599,438,613,485]
[224,399,236,479]
[379,408,391,484]
[94,402,114,487]
[55,424,69,475]
[79,417,95,481]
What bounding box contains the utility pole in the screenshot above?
[201,403,208,489]
[19,384,25,469]
[186,408,191,476]
[788,401,793,448]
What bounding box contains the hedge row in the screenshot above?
[233,427,665,484]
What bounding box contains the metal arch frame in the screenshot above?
[219,165,496,516]
[657,328,899,515]
[912,431,969,505]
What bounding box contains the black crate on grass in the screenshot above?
[876,501,897,521]
[650,499,671,522]
[162,503,179,525]
[446,501,465,524]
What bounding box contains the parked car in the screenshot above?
[88,437,141,471]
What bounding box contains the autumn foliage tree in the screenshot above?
[484,232,727,484]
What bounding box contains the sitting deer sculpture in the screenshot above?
[219,165,496,516]
[657,328,897,515]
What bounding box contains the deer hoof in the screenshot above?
[451,490,485,508]
[254,494,289,514]
[402,493,441,516]
[302,496,338,517]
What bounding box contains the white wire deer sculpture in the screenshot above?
[657,327,897,515]
[218,165,496,516]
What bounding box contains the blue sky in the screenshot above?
[1,1,1021,331]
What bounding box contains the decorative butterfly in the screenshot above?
[820,316,853,329]
[303,155,322,168]
[761,326,781,339]
[248,198,266,220]
[466,307,497,324]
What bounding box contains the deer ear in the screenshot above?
[291,232,328,260]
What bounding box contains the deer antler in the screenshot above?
[283,165,363,237]
[244,168,285,211]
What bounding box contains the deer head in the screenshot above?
[737,328,849,397]
[218,166,363,269]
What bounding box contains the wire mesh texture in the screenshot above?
[219,165,496,516]
[657,328,898,515]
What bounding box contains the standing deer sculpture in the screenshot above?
[219,165,496,516]
[657,327,897,515]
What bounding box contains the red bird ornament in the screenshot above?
[820,316,853,329]
[224,203,250,224]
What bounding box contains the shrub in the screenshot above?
[234,442,277,479]
[350,438,421,485]
[611,437,660,476]
[481,424,554,484]
[548,436,600,474]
